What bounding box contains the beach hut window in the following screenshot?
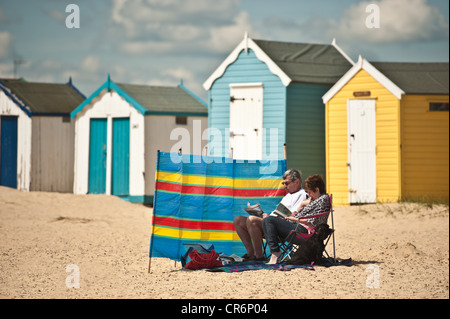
[429,102,449,112]
[176,116,188,125]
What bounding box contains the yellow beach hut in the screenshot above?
[322,57,449,205]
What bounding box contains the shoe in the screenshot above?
[241,254,266,262]
[241,253,255,261]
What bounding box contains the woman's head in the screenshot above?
[304,175,326,200]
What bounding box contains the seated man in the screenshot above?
[233,169,308,261]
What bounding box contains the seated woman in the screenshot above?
[262,174,331,264]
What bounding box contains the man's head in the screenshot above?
[282,169,303,194]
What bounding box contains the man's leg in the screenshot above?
[246,216,265,259]
[233,216,254,257]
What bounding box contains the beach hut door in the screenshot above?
[88,118,107,194]
[0,116,18,188]
[229,83,263,160]
[111,118,130,196]
[88,118,130,195]
[347,99,376,203]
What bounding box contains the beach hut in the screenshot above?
[70,76,208,204]
[322,57,449,205]
[203,34,354,180]
[0,78,85,192]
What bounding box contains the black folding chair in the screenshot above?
[279,194,336,264]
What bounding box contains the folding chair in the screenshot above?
[279,194,336,264]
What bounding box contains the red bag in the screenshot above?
[184,249,223,270]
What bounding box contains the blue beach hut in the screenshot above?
[203,34,354,180]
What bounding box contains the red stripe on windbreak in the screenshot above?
[154,216,236,231]
[234,188,287,197]
[156,181,233,196]
[156,181,286,197]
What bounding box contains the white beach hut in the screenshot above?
[70,76,208,204]
[0,78,85,192]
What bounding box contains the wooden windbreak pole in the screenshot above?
[148,150,161,273]
[173,148,183,269]
[147,257,152,273]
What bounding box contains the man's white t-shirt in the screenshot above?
[271,188,308,216]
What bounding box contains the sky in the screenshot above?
[0,0,448,101]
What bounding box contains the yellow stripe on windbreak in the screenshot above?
[235,179,283,189]
[158,171,233,187]
[157,171,283,189]
[153,226,241,241]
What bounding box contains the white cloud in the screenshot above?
[60,55,103,84]
[329,0,449,43]
[0,31,13,59]
[0,63,13,78]
[110,0,254,55]
[45,9,66,23]
[0,8,7,23]
[80,55,100,72]
[120,40,176,55]
[162,67,196,84]
[208,11,254,53]
[111,0,139,38]
[260,0,448,45]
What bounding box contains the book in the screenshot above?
[244,203,265,217]
[272,202,293,218]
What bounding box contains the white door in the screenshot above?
[229,83,263,160]
[347,99,376,203]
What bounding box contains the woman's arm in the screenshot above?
[291,194,330,221]
[299,198,311,208]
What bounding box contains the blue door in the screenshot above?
[88,118,107,194]
[0,116,18,188]
[111,118,129,196]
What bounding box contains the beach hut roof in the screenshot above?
[371,62,449,95]
[253,39,354,85]
[0,78,85,116]
[71,76,207,119]
[323,57,449,103]
[116,83,208,115]
[203,34,354,90]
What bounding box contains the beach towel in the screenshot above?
[206,258,352,273]
[207,262,314,273]
[149,151,286,262]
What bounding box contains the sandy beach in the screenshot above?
[0,186,448,299]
